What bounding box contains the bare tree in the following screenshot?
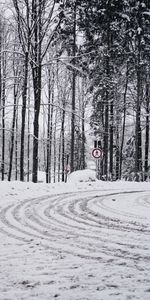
[8,43,21,181]
[70,3,77,173]
[12,0,31,181]
[12,0,63,182]
[1,22,7,181]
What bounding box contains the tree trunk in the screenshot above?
[81,78,86,170]
[27,85,30,182]
[1,48,6,181]
[46,68,51,183]
[53,110,57,183]
[32,90,41,183]
[20,51,29,181]
[109,98,114,179]
[135,46,142,177]
[58,132,61,182]
[15,111,18,180]
[8,85,18,181]
[61,103,65,181]
[0,20,1,109]
[104,27,111,180]
[115,122,120,180]
[0,21,2,174]
[49,72,54,183]
[144,71,149,180]
[104,93,109,180]
[32,0,42,183]
[119,62,129,178]
[70,3,76,173]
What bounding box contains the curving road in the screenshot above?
[0,189,150,299]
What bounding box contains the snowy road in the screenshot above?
[0,182,150,299]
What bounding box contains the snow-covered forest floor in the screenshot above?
[1,170,150,300]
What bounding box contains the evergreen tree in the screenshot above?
[77,0,150,181]
[78,0,125,179]
[123,0,150,179]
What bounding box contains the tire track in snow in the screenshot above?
[0,190,150,264]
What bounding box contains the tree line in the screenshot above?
[0,0,150,182]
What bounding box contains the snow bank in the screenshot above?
[68,169,97,183]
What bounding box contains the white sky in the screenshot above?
[0,170,150,299]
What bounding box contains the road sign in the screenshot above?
[92,148,103,159]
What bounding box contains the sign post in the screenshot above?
[65,154,70,183]
[92,147,104,179]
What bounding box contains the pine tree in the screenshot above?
[124,0,150,179]
[78,0,125,179]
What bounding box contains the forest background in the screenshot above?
[0,0,150,183]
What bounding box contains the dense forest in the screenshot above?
[0,0,150,182]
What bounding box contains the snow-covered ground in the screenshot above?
[0,170,150,300]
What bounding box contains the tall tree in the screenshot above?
[1,21,7,181]
[125,0,150,178]
[78,0,124,179]
[70,2,77,173]
[0,19,2,111]
[8,43,21,181]
[144,68,150,180]
[56,0,88,172]
[13,0,31,181]
[12,0,64,182]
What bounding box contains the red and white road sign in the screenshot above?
[92,148,103,159]
[65,165,70,173]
